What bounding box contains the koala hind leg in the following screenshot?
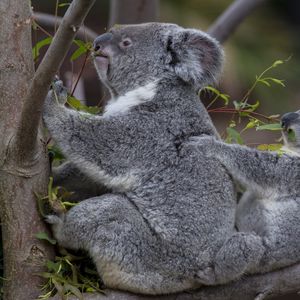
[46,194,196,295]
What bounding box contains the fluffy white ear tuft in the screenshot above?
[165,29,224,90]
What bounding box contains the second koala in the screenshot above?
[43,23,265,294]
[190,110,300,274]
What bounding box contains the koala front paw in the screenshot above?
[47,76,68,106]
[45,214,63,225]
[44,214,65,244]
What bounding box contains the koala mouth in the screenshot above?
[94,50,109,59]
[93,51,110,77]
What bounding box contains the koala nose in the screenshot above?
[281,112,299,129]
[93,33,113,52]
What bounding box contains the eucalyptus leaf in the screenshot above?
[256,123,282,131]
[36,232,57,245]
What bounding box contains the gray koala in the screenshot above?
[189,110,300,274]
[43,23,265,294]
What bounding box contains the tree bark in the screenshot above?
[208,0,268,43]
[109,0,159,28]
[0,0,95,299]
[0,1,53,299]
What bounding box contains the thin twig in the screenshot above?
[208,107,279,122]
[71,51,90,96]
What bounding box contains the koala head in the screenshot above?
[281,110,300,152]
[92,23,223,96]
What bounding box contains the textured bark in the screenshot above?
[0,0,95,299]
[208,0,268,43]
[109,0,159,28]
[0,1,53,299]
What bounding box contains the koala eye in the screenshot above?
[120,38,132,48]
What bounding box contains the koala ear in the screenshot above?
[165,29,224,90]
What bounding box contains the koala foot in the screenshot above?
[213,232,265,284]
[197,233,265,285]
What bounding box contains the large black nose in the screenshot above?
[281,112,299,129]
[93,33,113,51]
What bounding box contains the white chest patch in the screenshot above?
[103,81,157,118]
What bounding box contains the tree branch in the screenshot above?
[33,12,98,41]
[49,262,300,300]
[207,0,269,44]
[109,0,159,28]
[15,0,96,161]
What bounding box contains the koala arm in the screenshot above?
[43,81,109,181]
[190,136,300,196]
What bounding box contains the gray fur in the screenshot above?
[189,110,300,274]
[43,23,265,294]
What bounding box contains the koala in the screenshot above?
[43,23,265,295]
[189,110,300,274]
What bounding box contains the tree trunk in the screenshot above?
[0,1,54,299]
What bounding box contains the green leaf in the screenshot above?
[233,101,244,110]
[257,143,283,152]
[32,37,53,59]
[58,3,71,7]
[256,123,282,131]
[226,127,244,145]
[268,78,285,87]
[219,93,230,105]
[244,119,259,130]
[71,40,92,61]
[52,279,65,298]
[64,284,84,300]
[258,79,271,87]
[67,96,101,114]
[71,46,87,61]
[268,114,280,119]
[202,86,230,106]
[73,39,86,48]
[48,145,65,161]
[246,100,260,112]
[272,60,284,67]
[36,232,57,245]
[46,261,61,273]
[288,129,296,142]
